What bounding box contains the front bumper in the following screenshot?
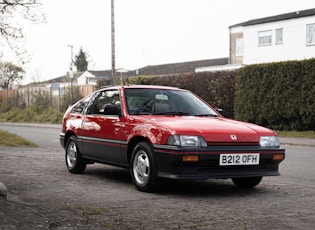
[60,132,66,149]
[153,145,285,180]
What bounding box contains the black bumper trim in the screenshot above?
[158,170,280,180]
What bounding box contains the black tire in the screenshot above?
[65,136,86,174]
[130,141,159,192]
[232,177,262,188]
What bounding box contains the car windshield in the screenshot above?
[125,88,218,116]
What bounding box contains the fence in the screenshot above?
[0,84,97,111]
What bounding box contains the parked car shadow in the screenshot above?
[156,178,266,197]
[83,164,131,185]
[81,164,269,198]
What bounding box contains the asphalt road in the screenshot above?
[0,123,315,229]
[0,123,62,150]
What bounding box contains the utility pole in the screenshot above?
[68,44,74,104]
[111,0,116,85]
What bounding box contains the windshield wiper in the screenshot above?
[151,111,190,116]
[194,114,218,117]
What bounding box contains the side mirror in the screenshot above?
[104,104,121,116]
[215,108,223,113]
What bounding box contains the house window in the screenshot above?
[258,30,272,46]
[236,38,243,56]
[275,28,283,44]
[306,23,315,45]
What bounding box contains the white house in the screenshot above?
[229,8,315,65]
[76,70,111,86]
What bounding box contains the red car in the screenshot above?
[60,85,285,192]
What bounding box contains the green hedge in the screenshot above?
[235,59,315,131]
[126,71,236,118]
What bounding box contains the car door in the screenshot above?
[79,89,125,164]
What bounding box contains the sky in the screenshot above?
[2,0,315,84]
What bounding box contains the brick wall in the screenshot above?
[230,32,243,64]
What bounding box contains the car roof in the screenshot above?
[100,85,186,91]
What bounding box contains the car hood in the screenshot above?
[137,116,276,144]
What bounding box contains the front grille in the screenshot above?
[196,158,271,173]
[207,142,259,146]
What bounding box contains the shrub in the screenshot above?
[126,71,236,118]
[235,59,315,131]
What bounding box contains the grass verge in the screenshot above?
[276,130,315,139]
[0,107,63,124]
[0,130,36,147]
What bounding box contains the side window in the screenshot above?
[236,37,243,56]
[89,90,121,115]
[71,94,93,114]
[306,23,315,45]
[258,30,272,46]
[275,28,283,44]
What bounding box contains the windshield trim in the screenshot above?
[124,88,218,117]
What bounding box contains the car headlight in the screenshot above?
[260,136,279,147]
[167,135,207,147]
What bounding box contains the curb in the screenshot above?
[278,137,315,147]
[0,181,7,199]
[0,122,60,129]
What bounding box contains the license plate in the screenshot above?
[219,153,260,166]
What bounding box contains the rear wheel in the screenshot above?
[65,136,86,174]
[232,177,262,188]
[130,142,159,192]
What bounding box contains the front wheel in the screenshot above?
[130,142,159,192]
[232,177,262,188]
[65,136,86,174]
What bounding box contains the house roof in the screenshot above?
[85,58,229,77]
[128,58,229,76]
[33,58,229,85]
[27,72,82,85]
[230,8,315,28]
[88,70,112,78]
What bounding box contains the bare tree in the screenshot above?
[0,0,46,63]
